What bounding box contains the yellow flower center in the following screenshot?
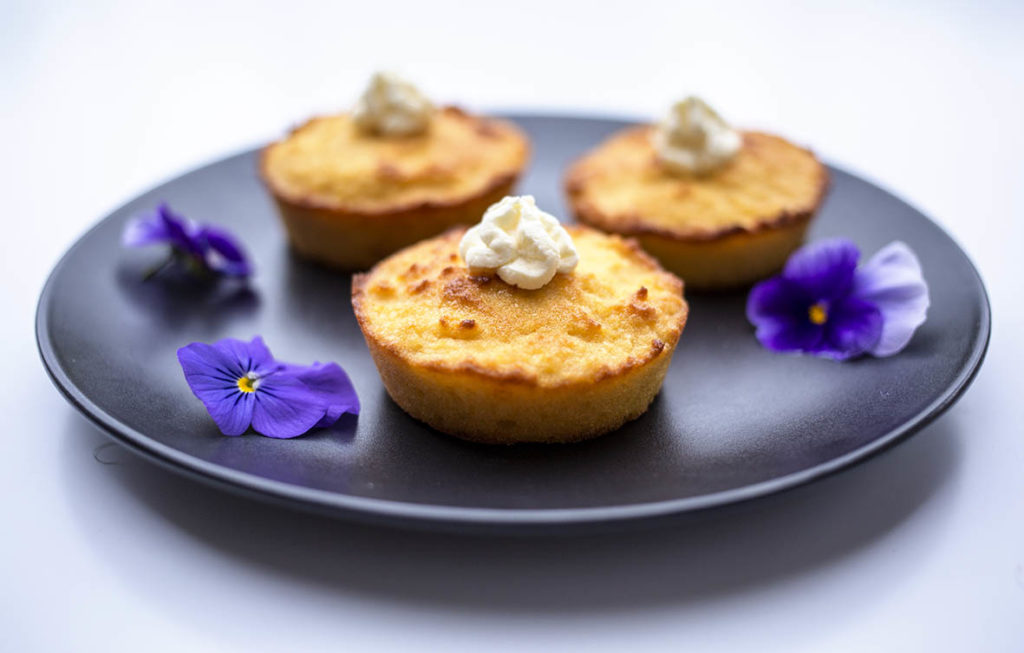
[808,302,828,325]
[237,373,259,393]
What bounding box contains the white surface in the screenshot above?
[2,1,1022,650]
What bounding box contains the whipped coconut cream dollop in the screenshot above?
[652,96,742,175]
[352,71,434,137]
[458,195,579,290]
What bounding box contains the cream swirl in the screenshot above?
[458,195,578,290]
[352,71,434,137]
[652,96,742,175]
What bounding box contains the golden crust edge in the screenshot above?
[260,106,531,217]
[563,127,830,243]
[272,179,519,270]
[350,226,688,392]
[359,324,678,444]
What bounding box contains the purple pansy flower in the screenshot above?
[123,203,251,278]
[177,336,359,438]
[746,238,929,360]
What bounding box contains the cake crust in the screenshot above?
[261,107,529,269]
[565,126,828,288]
[352,226,688,443]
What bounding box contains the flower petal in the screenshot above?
[758,316,826,354]
[747,277,825,353]
[177,343,255,435]
[782,238,860,300]
[215,336,277,375]
[123,203,254,280]
[250,373,330,438]
[178,337,360,438]
[178,341,245,383]
[198,226,252,277]
[851,241,930,357]
[821,296,883,360]
[204,392,256,436]
[122,211,172,247]
[747,276,810,323]
[122,203,206,257]
[283,362,361,427]
[157,204,206,258]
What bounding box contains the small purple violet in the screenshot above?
[746,238,929,360]
[177,336,359,438]
[123,203,251,278]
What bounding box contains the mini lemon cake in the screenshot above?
[261,72,529,269]
[565,97,828,289]
[352,196,688,444]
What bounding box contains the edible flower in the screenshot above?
[123,203,251,279]
[746,238,929,360]
[177,336,359,438]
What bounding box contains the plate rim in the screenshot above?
[36,113,992,530]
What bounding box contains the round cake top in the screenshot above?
[352,226,687,388]
[262,107,529,214]
[566,127,828,240]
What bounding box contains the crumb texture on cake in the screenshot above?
[263,107,528,213]
[566,127,827,240]
[353,227,686,389]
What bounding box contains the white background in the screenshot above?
[2,1,1022,650]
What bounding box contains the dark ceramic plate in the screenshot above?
[37,115,989,533]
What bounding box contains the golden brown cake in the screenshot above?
[352,226,688,444]
[261,106,529,269]
[565,126,828,289]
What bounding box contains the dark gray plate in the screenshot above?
[37,115,989,533]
